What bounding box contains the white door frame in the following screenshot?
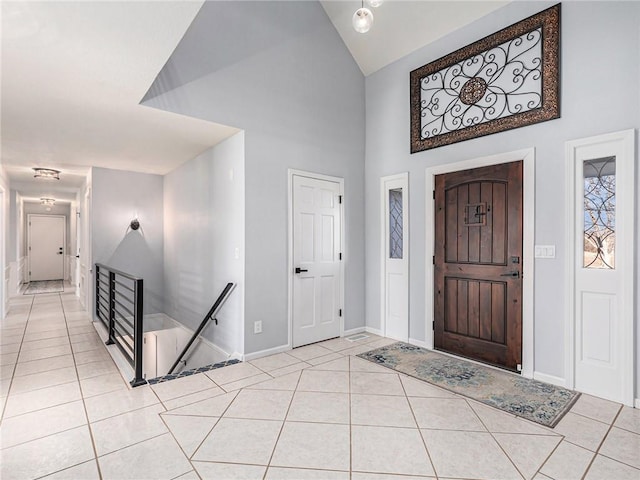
[27,214,66,282]
[425,148,535,378]
[0,187,5,318]
[564,129,635,406]
[380,172,409,341]
[288,169,345,348]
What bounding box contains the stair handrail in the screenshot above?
[167,282,235,375]
[95,263,146,387]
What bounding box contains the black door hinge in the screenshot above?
[339,309,342,317]
[339,253,342,260]
[432,255,435,265]
[339,195,343,204]
[432,321,435,330]
[433,190,436,199]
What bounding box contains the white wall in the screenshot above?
[364,2,640,394]
[143,1,366,356]
[0,168,8,317]
[163,132,245,357]
[91,167,164,315]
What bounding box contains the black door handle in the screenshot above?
[500,271,520,278]
[295,267,308,274]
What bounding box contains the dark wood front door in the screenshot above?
[434,161,523,371]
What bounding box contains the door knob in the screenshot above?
[295,267,308,274]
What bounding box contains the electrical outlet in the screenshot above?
[254,321,262,334]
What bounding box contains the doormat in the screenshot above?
[358,342,579,428]
[24,280,64,295]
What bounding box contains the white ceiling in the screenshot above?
[320,0,509,76]
[1,1,509,202]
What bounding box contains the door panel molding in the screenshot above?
[565,129,635,405]
[288,169,345,349]
[426,148,535,378]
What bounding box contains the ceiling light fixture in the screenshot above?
[352,0,382,34]
[33,168,60,180]
[40,197,55,206]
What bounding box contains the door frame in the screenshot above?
[287,169,345,349]
[564,129,635,406]
[27,214,66,282]
[380,172,409,341]
[425,148,535,378]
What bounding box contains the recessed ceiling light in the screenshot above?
[33,168,60,180]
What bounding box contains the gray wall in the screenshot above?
[364,2,640,391]
[164,132,245,356]
[143,1,366,355]
[91,167,164,315]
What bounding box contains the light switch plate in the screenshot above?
[535,245,556,258]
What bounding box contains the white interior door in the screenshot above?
[566,129,635,405]
[28,215,66,281]
[381,173,409,341]
[291,173,342,348]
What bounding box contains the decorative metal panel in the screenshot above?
[389,188,403,259]
[410,4,560,153]
[584,157,615,269]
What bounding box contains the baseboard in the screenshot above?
[243,343,290,362]
[363,326,382,336]
[635,398,640,409]
[408,337,430,349]
[343,326,366,336]
[533,371,566,388]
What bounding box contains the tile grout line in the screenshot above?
[580,404,625,479]
[465,397,527,480]
[60,292,105,480]
[348,355,352,480]
[401,375,439,479]
[261,365,304,479]
[0,295,34,424]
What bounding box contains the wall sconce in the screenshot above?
[33,168,60,180]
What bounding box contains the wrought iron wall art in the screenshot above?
[410,4,560,153]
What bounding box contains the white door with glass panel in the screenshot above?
[381,173,409,342]
[292,173,342,348]
[28,215,65,281]
[566,130,635,406]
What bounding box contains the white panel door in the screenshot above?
[292,174,342,347]
[567,130,635,405]
[28,215,65,281]
[381,173,409,342]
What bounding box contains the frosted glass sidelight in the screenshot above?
[583,157,615,269]
[389,189,403,259]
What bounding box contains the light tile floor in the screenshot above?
[1,291,639,480]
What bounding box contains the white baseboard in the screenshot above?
[408,338,430,349]
[363,326,382,336]
[635,398,640,409]
[243,343,290,362]
[343,326,366,336]
[533,371,566,388]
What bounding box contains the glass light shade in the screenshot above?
[40,197,55,206]
[367,0,383,8]
[352,7,373,33]
[33,168,60,180]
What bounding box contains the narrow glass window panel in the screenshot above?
[583,157,615,269]
[389,188,403,259]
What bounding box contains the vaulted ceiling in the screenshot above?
[1,1,509,201]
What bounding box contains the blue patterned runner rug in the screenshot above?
[358,342,579,428]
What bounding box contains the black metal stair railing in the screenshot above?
[167,282,235,375]
[95,263,146,387]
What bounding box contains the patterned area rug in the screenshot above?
[23,280,64,295]
[358,342,579,428]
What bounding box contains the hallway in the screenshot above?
[0,292,639,479]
